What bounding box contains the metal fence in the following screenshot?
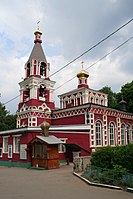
[82,165,133,188]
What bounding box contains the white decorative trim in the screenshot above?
[50,131,90,134]
[50,124,90,131]
[0,147,3,157]
[0,125,90,135]
[3,136,9,153]
[8,145,12,158]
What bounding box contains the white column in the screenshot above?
[30,86,37,99]
[20,90,23,102]
[85,92,88,103]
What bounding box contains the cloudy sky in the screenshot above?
[0,0,133,114]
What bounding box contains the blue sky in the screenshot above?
[0,0,133,113]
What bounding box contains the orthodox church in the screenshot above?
[0,27,133,168]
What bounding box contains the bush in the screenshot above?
[91,144,133,174]
[83,165,133,188]
[91,147,114,169]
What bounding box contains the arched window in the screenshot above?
[109,123,115,145]
[40,62,46,77]
[126,124,130,144]
[121,124,125,145]
[79,79,82,84]
[95,121,102,146]
[71,99,74,106]
[23,88,30,102]
[39,85,46,97]
[96,98,99,104]
[77,98,80,106]
[90,97,94,103]
[65,101,68,108]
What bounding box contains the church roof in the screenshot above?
[28,42,47,63]
[36,135,63,144]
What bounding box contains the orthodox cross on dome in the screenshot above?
[37,21,40,30]
[81,61,84,70]
[77,61,89,89]
[34,21,42,43]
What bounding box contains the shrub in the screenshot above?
[91,144,133,174]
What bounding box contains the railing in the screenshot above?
[82,165,133,188]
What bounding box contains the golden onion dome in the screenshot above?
[34,29,42,35]
[77,70,89,78]
[40,119,50,137]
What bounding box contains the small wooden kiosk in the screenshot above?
[29,120,63,169]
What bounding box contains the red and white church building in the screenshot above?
[0,27,133,168]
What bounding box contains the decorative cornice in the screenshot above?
[52,103,133,120]
[0,124,90,135]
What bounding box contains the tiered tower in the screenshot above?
[16,26,55,128]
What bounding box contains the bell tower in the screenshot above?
[16,24,55,128]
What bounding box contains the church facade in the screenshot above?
[0,27,133,168]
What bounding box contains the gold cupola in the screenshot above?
[77,61,89,89]
[77,69,89,78]
[34,21,42,43]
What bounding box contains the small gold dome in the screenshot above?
[77,70,89,78]
[40,120,50,137]
[34,29,42,35]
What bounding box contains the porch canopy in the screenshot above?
[29,135,63,145]
[64,143,90,154]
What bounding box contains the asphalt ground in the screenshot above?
[0,165,132,199]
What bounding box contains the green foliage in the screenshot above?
[113,144,133,173]
[99,81,133,113]
[0,102,16,131]
[120,81,133,113]
[99,86,117,109]
[91,144,133,174]
[91,147,114,169]
[83,165,133,188]
[113,164,128,174]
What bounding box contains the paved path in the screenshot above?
[0,165,132,199]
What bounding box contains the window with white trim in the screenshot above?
[0,144,3,157]
[13,136,20,153]
[95,121,102,146]
[32,117,37,126]
[58,139,67,153]
[3,137,9,153]
[8,145,12,158]
[28,117,32,127]
[28,117,37,127]
[126,124,130,144]
[109,123,115,145]
[121,124,125,145]
[17,118,20,128]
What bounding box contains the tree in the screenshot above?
[117,81,133,113]
[0,102,16,131]
[99,81,133,113]
[99,86,117,109]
